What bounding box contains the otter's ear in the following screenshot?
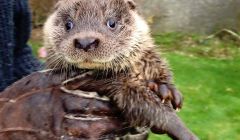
[53,1,62,10]
[126,0,136,10]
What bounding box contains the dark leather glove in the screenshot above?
[0,70,131,140]
[0,70,198,140]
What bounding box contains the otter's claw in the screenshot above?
[147,81,183,110]
[168,84,183,110]
[159,84,170,103]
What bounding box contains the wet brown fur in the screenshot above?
[44,0,198,139]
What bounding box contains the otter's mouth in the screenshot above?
[73,60,106,69]
[82,59,93,63]
[65,56,111,68]
[63,53,127,70]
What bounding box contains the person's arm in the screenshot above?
[0,0,15,91]
[13,0,42,80]
[0,0,42,92]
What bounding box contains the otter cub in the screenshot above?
[44,0,197,139]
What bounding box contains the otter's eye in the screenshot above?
[107,19,117,29]
[65,21,74,31]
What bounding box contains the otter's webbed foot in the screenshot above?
[147,80,183,110]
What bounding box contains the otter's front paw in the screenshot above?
[147,80,183,110]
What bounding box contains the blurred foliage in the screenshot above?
[28,40,41,57]
[29,0,56,27]
[155,32,240,60]
[238,15,240,31]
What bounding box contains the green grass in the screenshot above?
[30,32,240,140]
[28,40,42,57]
[149,33,240,140]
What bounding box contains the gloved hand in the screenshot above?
[0,70,198,140]
[0,70,131,140]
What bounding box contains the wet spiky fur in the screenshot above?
[44,0,154,74]
[43,1,197,139]
[44,0,172,128]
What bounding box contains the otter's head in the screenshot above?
[44,0,152,72]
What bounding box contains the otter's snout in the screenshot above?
[74,37,100,52]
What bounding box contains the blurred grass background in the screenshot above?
[149,33,240,140]
[30,32,240,140]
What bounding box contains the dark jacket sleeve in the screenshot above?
[13,0,42,80]
[0,0,42,92]
[0,0,15,91]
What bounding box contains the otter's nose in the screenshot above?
[74,37,100,52]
